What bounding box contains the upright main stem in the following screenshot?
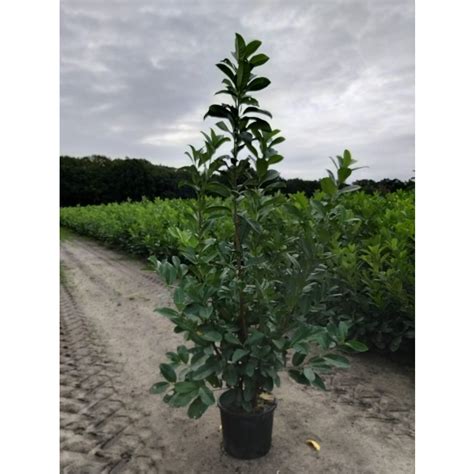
[232,96,248,342]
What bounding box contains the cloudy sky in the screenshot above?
[61,0,414,181]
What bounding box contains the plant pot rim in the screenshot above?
[218,393,277,418]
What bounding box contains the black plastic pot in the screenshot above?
[218,395,277,460]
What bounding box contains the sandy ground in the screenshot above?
[60,235,415,474]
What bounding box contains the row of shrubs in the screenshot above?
[60,190,414,353]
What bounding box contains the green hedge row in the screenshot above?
[60,190,414,352]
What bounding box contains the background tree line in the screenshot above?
[60,155,414,207]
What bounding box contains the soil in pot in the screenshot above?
[218,393,277,460]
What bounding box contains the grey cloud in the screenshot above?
[61,0,414,180]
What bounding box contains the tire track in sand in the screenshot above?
[60,284,168,473]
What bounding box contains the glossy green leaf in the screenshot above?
[320,177,337,196]
[292,352,306,366]
[224,333,241,345]
[215,121,230,133]
[343,149,352,166]
[288,369,310,386]
[199,386,216,406]
[177,345,189,364]
[245,40,262,57]
[231,348,249,363]
[223,365,238,386]
[168,391,196,407]
[160,363,176,383]
[338,321,350,341]
[219,389,236,408]
[204,104,232,120]
[216,63,235,82]
[242,106,272,118]
[155,307,178,318]
[192,362,216,380]
[187,397,209,419]
[247,77,271,91]
[205,182,231,197]
[269,136,285,147]
[150,382,168,394]
[175,381,199,394]
[338,166,352,184]
[303,367,316,383]
[250,54,269,67]
[245,331,265,345]
[268,154,284,165]
[234,34,246,62]
[201,331,222,343]
[344,341,369,352]
[173,287,185,307]
[311,373,326,390]
[243,359,258,377]
[324,354,350,368]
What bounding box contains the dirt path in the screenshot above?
[60,236,415,473]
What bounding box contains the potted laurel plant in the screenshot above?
[150,33,367,459]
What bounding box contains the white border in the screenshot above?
[2,0,474,472]
[1,1,59,472]
[417,0,474,472]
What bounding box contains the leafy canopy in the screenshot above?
[150,34,367,418]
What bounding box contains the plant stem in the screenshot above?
[232,95,248,342]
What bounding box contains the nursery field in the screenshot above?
[60,235,414,473]
[60,190,415,353]
[59,29,416,473]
